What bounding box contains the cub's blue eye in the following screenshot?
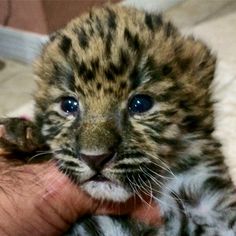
[61,97,79,114]
[128,94,154,114]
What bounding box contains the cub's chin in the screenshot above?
[81,181,133,202]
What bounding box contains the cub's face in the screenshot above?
[35,5,215,202]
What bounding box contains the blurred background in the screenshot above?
[0,0,236,181]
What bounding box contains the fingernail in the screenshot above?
[26,127,33,140]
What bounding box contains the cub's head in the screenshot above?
[35,5,216,202]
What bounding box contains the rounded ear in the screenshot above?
[178,36,217,91]
[176,37,217,134]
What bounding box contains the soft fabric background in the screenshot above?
[0,0,236,182]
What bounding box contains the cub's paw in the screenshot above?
[0,118,46,154]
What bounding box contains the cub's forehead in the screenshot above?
[37,5,178,98]
[51,5,156,60]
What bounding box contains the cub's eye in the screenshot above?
[60,97,79,114]
[128,94,154,114]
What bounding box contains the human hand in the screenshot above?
[0,155,161,236]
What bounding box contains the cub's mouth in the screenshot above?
[80,173,133,202]
[88,173,110,182]
[56,151,134,202]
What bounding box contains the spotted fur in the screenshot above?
[1,4,236,236]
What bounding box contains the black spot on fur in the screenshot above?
[77,61,87,76]
[59,35,72,55]
[182,115,201,131]
[129,66,142,89]
[165,22,176,37]
[105,32,113,57]
[143,123,163,133]
[77,28,89,49]
[120,81,127,89]
[203,176,231,192]
[124,28,140,51]
[120,49,130,65]
[155,92,172,102]
[35,114,45,128]
[153,14,163,27]
[53,63,60,78]
[129,56,160,89]
[91,58,99,71]
[109,50,127,76]
[96,83,102,90]
[229,215,236,229]
[66,73,75,91]
[104,87,113,94]
[106,8,117,30]
[162,109,177,117]
[173,156,203,173]
[152,137,179,146]
[110,49,130,76]
[104,69,115,81]
[145,56,162,81]
[162,65,172,76]
[145,13,154,31]
[88,27,94,37]
[199,60,208,69]
[76,85,85,96]
[85,17,95,37]
[44,126,62,139]
[179,100,192,112]
[109,63,120,76]
[145,13,163,31]
[178,58,192,72]
[77,61,95,81]
[85,69,95,81]
[53,63,75,90]
[95,16,104,38]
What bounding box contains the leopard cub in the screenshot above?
[1,4,236,236]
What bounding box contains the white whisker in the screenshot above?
[28,152,51,162]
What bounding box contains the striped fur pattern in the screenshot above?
[34,5,236,235]
[65,216,156,236]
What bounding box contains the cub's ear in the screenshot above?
[173,37,216,134]
[177,36,217,91]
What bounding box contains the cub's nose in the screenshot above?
[80,152,116,171]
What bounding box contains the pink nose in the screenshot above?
[80,152,116,171]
